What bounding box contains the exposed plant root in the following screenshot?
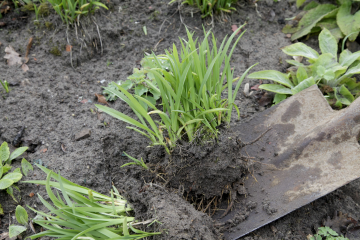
[221,189,236,218]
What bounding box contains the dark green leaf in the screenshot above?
[291,4,338,41]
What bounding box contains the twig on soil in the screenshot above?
[92,17,103,55]
[236,128,272,148]
[66,26,74,69]
[153,38,164,51]
[158,4,180,35]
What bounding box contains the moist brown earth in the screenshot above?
[1,0,360,239]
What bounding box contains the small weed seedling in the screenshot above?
[8,205,28,238]
[248,29,360,107]
[309,226,349,240]
[24,164,160,239]
[121,152,148,169]
[0,141,33,213]
[170,0,238,18]
[0,79,10,93]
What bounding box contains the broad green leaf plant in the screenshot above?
[284,0,360,42]
[248,29,360,107]
[169,0,238,18]
[103,57,164,108]
[309,226,349,240]
[96,25,257,154]
[0,141,33,213]
[24,164,161,239]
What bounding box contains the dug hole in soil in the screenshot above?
[1,0,360,239]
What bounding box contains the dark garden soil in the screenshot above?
[1,0,360,239]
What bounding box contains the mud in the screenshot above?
[1,0,360,239]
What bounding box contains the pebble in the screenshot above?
[75,128,91,141]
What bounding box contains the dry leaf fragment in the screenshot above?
[293,55,303,63]
[231,25,241,35]
[21,63,29,72]
[4,46,23,66]
[251,84,261,91]
[24,37,33,63]
[66,45,72,52]
[95,93,109,106]
[29,192,35,197]
[61,143,66,153]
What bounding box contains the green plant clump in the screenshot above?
[24,164,161,239]
[283,0,360,42]
[170,0,238,18]
[97,25,256,154]
[309,226,349,240]
[248,28,360,107]
[0,141,33,214]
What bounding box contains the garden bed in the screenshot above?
[1,0,360,239]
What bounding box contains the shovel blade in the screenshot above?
[214,85,360,239]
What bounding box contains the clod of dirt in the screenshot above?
[75,128,91,141]
[95,93,109,106]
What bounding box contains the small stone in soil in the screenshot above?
[75,128,91,141]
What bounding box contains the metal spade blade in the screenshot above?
[213,85,360,239]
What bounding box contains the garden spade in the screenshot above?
[214,85,360,239]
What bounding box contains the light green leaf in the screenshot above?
[2,164,11,175]
[296,66,308,82]
[286,60,306,67]
[296,0,306,8]
[7,186,17,202]
[282,43,319,60]
[3,172,22,183]
[259,84,293,95]
[291,77,316,94]
[273,93,288,104]
[9,147,28,161]
[135,85,148,97]
[21,158,33,177]
[248,70,294,88]
[319,28,338,59]
[291,4,338,41]
[15,205,28,225]
[128,68,146,82]
[337,62,360,84]
[316,19,344,42]
[0,142,10,163]
[317,65,326,77]
[0,203,3,215]
[339,50,360,67]
[0,164,2,179]
[9,225,27,238]
[121,80,133,90]
[337,0,360,41]
[324,69,335,81]
[149,88,161,100]
[0,178,14,190]
[303,1,319,10]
